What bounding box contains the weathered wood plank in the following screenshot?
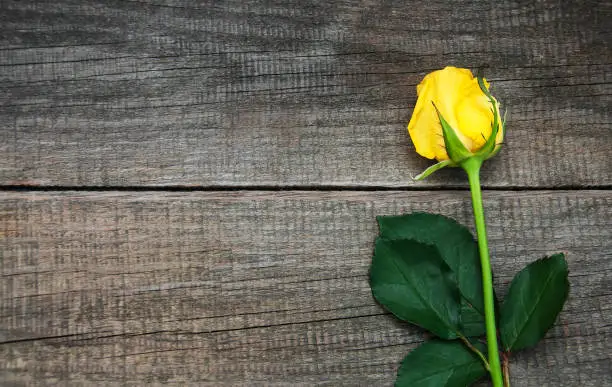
[1,191,610,385]
[1,0,610,187]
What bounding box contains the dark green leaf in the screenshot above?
[459,303,486,338]
[377,213,485,336]
[371,238,461,339]
[395,340,488,387]
[500,253,570,351]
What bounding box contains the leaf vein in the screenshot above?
[388,251,458,337]
[510,268,562,349]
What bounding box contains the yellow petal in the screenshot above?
[455,82,495,150]
[407,67,503,162]
[408,72,446,160]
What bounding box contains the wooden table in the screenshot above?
[1,1,610,385]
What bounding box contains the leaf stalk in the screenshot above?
[459,334,490,371]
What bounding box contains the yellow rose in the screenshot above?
[408,66,504,163]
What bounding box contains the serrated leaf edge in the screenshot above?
[376,213,486,321]
[373,237,461,339]
[502,254,569,351]
[395,340,488,387]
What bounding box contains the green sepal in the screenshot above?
[486,109,507,160]
[432,102,473,163]
[474,77,503,160]
[413,159,455,181]
[395,340,488,387]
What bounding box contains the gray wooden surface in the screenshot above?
[1,0,610,188]
[1,191,611,386]
[1,0,611,386]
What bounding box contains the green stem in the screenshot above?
[461,157,503,387]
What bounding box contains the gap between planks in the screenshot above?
[0,185,611,192]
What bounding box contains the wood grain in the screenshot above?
[1,0,610,187]
[1,191,610,385]
[1,1,610,386]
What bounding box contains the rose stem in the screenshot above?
[462,157,504,387]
